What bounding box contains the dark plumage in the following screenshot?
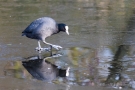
[22,17,69,51]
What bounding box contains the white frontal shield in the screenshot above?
[65,26,69,35]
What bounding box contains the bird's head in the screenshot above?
[58,23,69,35]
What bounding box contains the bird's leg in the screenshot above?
[35,41,50,52]
[35,41,42,52]
[43,40,62,50]
[38,40,41,49]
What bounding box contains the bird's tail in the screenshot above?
[22,33,25,36]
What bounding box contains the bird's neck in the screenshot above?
[52,29,60,35]
[57,23,64,32]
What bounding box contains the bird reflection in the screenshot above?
[22,53,67,82]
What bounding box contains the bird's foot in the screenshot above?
[35,47,44,52]
[52,45,62,50]
[43,47,51,51]
[35,47,51,52]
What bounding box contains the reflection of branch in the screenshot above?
[113,45,124,61]
[105,45,125,84]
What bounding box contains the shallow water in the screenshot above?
[0,0,135,90]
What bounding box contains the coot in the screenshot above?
[22,17,69,51]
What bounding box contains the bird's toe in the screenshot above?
[35,47,51,52]
[35,47,42,51]
[57,46,62,48]
[43,47,51,51]
[52,45,63,50]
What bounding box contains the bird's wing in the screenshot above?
[22,18,45,34]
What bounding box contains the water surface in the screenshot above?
[0,0,135,90]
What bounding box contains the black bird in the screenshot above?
[22,17,69,51]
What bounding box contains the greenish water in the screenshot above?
[0,0,135,90]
